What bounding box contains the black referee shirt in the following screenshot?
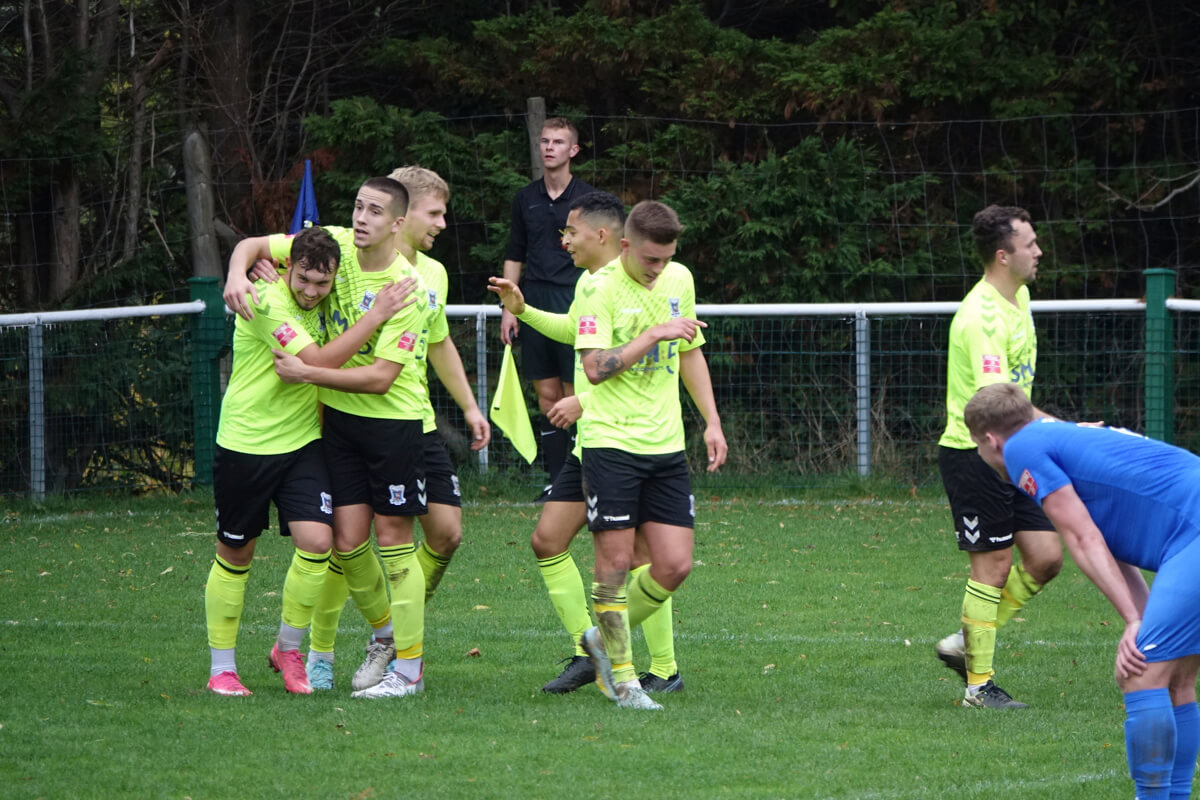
[504,175,597,287]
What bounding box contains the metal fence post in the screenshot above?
[1144,268,1176,443]
[189,277,227,486]
[855,310,871,477]
[28,322,45,501]
[476,310,490,473]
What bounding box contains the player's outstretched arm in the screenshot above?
[223,236,274,320]
[427,337,490,451]
[580,317,707,385]
[296,278,418,369]
[273,351,403,395]
[1041,484,1147,679]
[679,347,727,472]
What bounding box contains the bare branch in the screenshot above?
[1099,169,1200,211]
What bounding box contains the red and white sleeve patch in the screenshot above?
[578,315,597,336]
[981,354,1002,374]
[272,324,297,347]
[1017,469,1037,497]
[397,331,417,351]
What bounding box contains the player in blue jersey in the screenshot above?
[965,382,1200,800]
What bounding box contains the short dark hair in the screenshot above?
[964,382,1036,440]
[290,226,340,276]
[542,116,579,144]
[973,205,1032,264]
[570,191,625,234]
[361,176,409,216]
[625,200,684,245]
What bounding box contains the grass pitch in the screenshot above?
[1,488,1135,799]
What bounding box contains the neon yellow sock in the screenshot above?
[537,551,591,657]
[628,565,677,678]
[996,563,1043,627]
[309,550,349,654]
[593,581,634,684]
[280,548,330,631]
[962,578,1002,685]
[380,543,424,660]
[416,540,452,603]
[205,555,250,650]
[339,541,391,630]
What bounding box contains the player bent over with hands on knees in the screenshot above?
[206,225,413,696]
[490,192,689,696]
[223,178,433,700]
[966,381,1200,800]
[566,200,726,710]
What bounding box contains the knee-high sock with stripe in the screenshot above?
[338,541,391,631]
[962,578,1001,685]
[538,550,591,657]
[1171,701,1199,800]
[380,543,425,663]
[309,550,349,657]
[1124,688,1175,800]
[416,540,452,603]
[996,563,1043,627]
[205,555,250,674]
[628,564,677,679]
[593,581,635,685]
[277,548,330,650]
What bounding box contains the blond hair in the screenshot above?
[388,166,449,204]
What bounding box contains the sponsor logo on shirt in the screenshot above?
[358,290,376,312]
[669,297,681,318]
[272,324,297,347]
[578,315,597,336]
[398,331,417,351]
[1017,469,1037,497]
[982,354,1002,374]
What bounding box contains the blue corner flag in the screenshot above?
[289,159,319,234]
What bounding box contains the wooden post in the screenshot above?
[184,128,223,280]
[526,96,546,181]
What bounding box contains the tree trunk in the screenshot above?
[48,168,81,304]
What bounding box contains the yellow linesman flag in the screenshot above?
[490,344,537,464]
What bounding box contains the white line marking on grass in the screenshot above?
[843,771,1122,800]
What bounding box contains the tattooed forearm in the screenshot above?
[596,347,628,380]
[583,345,633,383]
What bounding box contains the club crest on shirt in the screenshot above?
[427,289,438,311]
[358,290,376,312]
[578,315,597,336]
[388,483,407,506]
[669,297,681,318]
[982,354,1002,374]
[1017,469,1037,497]
[272,323,297,347]
[398,331,418,351]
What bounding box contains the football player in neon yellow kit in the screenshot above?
[225,178,433,699]
[489,192,689,696]
[207,225,411,696]
[299,166,492,690]
[569,200,727,710]
[935,205,1061,709]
